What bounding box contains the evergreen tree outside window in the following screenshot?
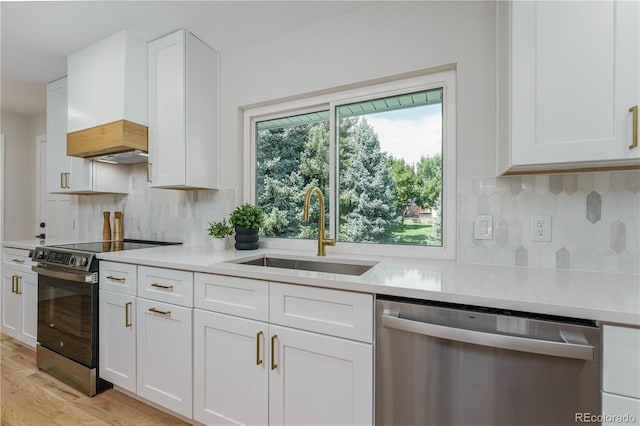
[336,89,443,246]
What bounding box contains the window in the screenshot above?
[244,70,456,259]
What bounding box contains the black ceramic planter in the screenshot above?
[234,225,259,250]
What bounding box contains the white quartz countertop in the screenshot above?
[5,239,638,326]
[87,244,640,327]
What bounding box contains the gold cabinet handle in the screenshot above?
[148,307,171,316]
[11,275,16,293]
[256,331,264,366]
[106,275,126,282]
[630,106,638,150]
[271,334,278,370]
[66,172,71,188]
[125,302,132,327]
[12,259,25,264]
[151,283,174,291]
[15,276,22,295]
[60,172,65,189]
[147,162,152,183]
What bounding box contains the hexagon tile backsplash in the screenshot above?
[458,171,640,273]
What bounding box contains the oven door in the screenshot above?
[35,266,98,368]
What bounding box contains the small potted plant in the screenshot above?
[207,218,234,250]
[230,203,264,250]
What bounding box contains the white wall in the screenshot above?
[220,1,497,196]
[0,109,44,240]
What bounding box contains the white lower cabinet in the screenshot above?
[193,309,269,425]
[99,290,136,393]
[1,267,37,348]
[602,324,640,425]
[136,297,193,419]
[193,273,374,426]
[269,324,373,426]
[602,392,640,426]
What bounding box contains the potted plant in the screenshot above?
[207,218,234,250]
[230,203,264,250]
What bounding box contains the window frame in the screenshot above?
[242,70,456,260]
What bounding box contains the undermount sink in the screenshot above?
[231,255,376,276]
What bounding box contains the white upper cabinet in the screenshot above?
[46,78,128,194]
[497,0,640,174]
[148,29,220,189]
[67,31,147,132]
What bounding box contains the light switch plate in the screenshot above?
[474,215,493,240]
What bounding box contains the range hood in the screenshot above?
[67,119,148,164]
[66,31,148,165]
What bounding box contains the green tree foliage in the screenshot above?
[416,154,442,210]
[257,122,328,238]
[386,156,418,221]
[256,113,442,246]
[338,118,398,242]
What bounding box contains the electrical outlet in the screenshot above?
[530,215,552,242]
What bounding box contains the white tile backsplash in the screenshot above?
[459,171,640,273]
[76,164,235,245]
[75,166,639,273]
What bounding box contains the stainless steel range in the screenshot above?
[32,239,180,395]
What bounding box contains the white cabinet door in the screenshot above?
[603,325,640,399]
[19,272,37,348]
[148,29,219,189]
[499,0,640,173]
[47,77,76,193]
[2,269,21,339]
[1,269,36,348]
[136,297,192,419]
[193,309,269,426]
[99,290,136,393]
[46,77,128,194]
[269,325,373,426]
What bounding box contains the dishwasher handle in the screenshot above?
[381,313,594,361]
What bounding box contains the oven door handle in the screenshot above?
[32,265,97,283]
[381,313,594,361]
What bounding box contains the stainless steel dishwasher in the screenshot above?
[376,297,601,426]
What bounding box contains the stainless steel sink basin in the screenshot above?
[233,256,376,276]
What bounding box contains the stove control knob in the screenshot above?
[76,257,88,267]
[69,256,76,266]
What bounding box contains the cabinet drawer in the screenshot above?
[603,325,640,398]
[194,273,268,321]
[3,248,34,272]
[138,266,193,308]
[270,282,373,343]
[601,392,640,426]
[100,261,137,295]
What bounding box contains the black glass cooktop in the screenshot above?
[50,239,181,253]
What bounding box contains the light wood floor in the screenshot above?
[0,334,190,425]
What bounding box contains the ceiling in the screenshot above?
[1,1,370,116]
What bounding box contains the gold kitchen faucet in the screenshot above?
[302,186,336,256]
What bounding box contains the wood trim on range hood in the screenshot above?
[67,119,148,158]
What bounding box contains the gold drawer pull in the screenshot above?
[256,331,264,366]
[11,259,25,264]
[125,302,132,327]
[107,275,126,282]
[151,283,174,291]
[630,105,638,149]
[271,334,278,370]
[11,276,16,293]
[148,307,171,316]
